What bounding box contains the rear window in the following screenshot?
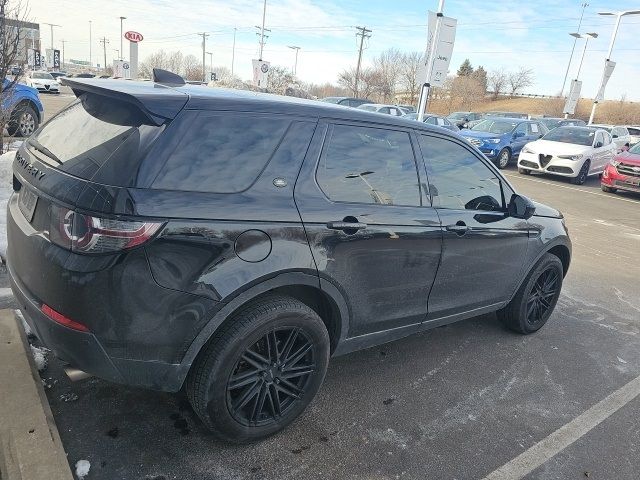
[29,94,164,186]
[151,112,290,193]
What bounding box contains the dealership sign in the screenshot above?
[124,31,143,43]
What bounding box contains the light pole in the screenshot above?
[564,32,597,118]
[42,22,61,50]
[588,10,640,124]
[560,2,588,97]
[206,51,213,80]
[119,16,126,60]
[288,45,300,75]
[113,49,120,64]
[89,20,92,67]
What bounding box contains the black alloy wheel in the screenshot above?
[525,268,560,328]
[571,160,590,185]
[227,327,315,427]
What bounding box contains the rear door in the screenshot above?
[295,121,442,336]
[417,133,529,320]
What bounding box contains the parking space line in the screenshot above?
[482,374,640,480]
[503,173,640,205]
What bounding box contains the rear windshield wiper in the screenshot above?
[27,138,63,165]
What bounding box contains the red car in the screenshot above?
[602,143,640,195]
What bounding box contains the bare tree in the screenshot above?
[487,68,508,100]
[139,50,169,78]
[182,54,201,81]
[266,65,295,94]
[372,48,403,102]
[167,51,183,74]
[0,0,30,151]
[508,67,534,96]
[399,51,421,105]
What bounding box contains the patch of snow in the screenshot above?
[75,459,91,480]
[617,356,628,364]
[30,345,48,371]
[15,309,33,337]
[0,151,16,261]
[60,392,79,402]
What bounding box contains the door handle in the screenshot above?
[327,221,367,232]
[446,221,469,236]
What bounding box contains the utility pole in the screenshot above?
[231,27,237,77]
[199,32,209,83]
[100,37,109,71]
[258,0,267,60]
[89,20,92,67]
[354,26,372,97]
[119,16,126,60]
[61,39,66,68]
[42,22,61,50]
[560,2,588,98]
[288,45,300,75]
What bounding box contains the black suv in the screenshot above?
[8,71,571,443]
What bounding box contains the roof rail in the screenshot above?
[152,68,185,86]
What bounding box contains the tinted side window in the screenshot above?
[425,116,437,125]
[419,135,504,211]
[628,127,640,136]
[317,124,420,206]
[152,113,290,193]
[514,123,527,136]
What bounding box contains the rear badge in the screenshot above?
[273,178,287,188]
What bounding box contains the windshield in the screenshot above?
[540,118,561,129]
[448,112,467,119]
[471,119,516,134]
[542,127,595,146]
[404,113,418,120]
[32,72,54,80]
[593,125,612,132]
[29,93,164,186]
[358,105,377,112]
[320,97,341,104]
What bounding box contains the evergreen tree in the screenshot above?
[473,65,488,92]
[457,59,474,77]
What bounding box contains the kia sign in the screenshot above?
[124,31,143,43]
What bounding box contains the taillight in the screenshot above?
[50,205,163,254]
[41,304,89,332]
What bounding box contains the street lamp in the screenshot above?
[288,45,300,76]
[42,23,61,50]
[588,10,640,124]
[119,16,126,60]
[570,32,597,81]
[560,2,588,98]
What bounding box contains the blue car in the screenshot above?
[460,117,549,169]
[2,79,44,137]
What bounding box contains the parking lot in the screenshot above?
[28,89,640,480]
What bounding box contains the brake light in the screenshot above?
[50,205,163,253]
[41,304,89,332]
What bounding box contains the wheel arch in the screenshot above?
[175,272,349,389]
[11,99,42,122]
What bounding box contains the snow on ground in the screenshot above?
[30,345,48,371]
[0,150,16,261]
[14,309,33,337]
[75,459,91,479]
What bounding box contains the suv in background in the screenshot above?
[485,111,529,119]
[447,111,482,129]
[590,124,632,151]
[9,71,571,443]
[538,118,586,130]
[622,125,640,145]
[319,96,372,108]
[1,79,44,137]
[460,117,549,168]
[357,103,404,116]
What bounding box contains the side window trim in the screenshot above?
[314,121,424,207]
[415,130,513,211]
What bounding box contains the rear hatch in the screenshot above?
[8,79,188,302]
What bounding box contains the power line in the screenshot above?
[199,32,210,83]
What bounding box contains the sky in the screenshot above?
[28,0,640,100]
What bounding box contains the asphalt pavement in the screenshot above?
[32,166,640,480]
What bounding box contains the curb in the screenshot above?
[0,309,73,480]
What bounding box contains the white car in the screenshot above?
[622,125,640,145]
[25,71,60,94]
[517,126,617,185]
[590,124,631,150]
[356,103,404,116]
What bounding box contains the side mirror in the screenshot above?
[513,131,524,139]
[509,194,536,220]
[612,134,619,139]
[594,142,603,148]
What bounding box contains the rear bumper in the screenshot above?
[9,265,126,384]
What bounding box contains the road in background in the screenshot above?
[35,165,640,480]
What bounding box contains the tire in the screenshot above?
[7,105,39,137]
[496,148,511,169]
[497,253,564,334]
[518,167,531,175]
[601,185,617,193]
[570,160,590,185]
[186,295,330,443]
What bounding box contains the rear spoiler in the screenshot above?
[60,77,189,126]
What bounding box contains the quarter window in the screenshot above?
[316,124,420,206]
[419,135,504,211]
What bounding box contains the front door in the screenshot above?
[295,122,442,337]
[417,133,530,320]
